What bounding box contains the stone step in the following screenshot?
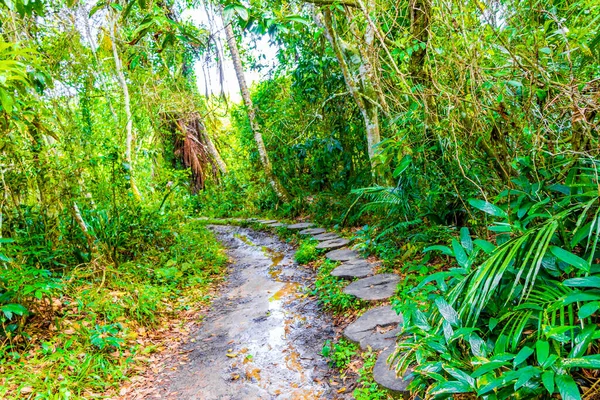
[298,228,326,235]
[330,260,376,279]
[373,346,412,395]
[287,222,315,229]
[344,306,402,350]
[315,238,349,250]
[325,248,360,262]
[313,232,340,241]
[268,222,287,227]
[343,274,400,301]
[257,219,278,224]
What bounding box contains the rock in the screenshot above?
[343,306,402,350]
[298,228,327,235]
[373,346,412,395]
[331,260,375,279]
[325,248,360,261]
[268,222,287,227]
[312,232,340,241]
[257,220,278,224]
[287,222,315,229]
[343,274,400,301]
[315,238,349,250]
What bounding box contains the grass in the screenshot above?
[0,220,227,399]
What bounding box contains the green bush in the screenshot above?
[294,239,318,264]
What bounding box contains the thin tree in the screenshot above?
[219,6,289,202]
[110,12,141,201]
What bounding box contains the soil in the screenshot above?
[137,225,353,400]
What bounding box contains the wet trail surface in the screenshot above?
[154,225,349,400]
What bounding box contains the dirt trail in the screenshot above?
[150,225,349,400]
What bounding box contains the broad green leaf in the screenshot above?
[555,374,581,400]
[452,239,469,268]
[460,227,473,254]
[423,245,453,256]
[392,154,412,178]
[514,346,533,366]
[474,239,496,254]
[431,380,472,395]
[563,276,600,288]
[1,304,28,319]
[578,302,600,319]
[550,246,589,272]
[435,297,460,327]
[536,340,549,364]
[561,355,600,369]
[468,198,507,218]
[472,361,509,378]
[541,370,554,394]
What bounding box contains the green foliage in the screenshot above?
[393,164,600,399]
[322,338,358,369]
[312,259,363,313]
[0,217,227,397]
[294,239,318,264]
[353,351,390,400]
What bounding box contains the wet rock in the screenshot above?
[331,261,375,279]
[313,233,340,241]
[287,222,315,229]
[268,222,287,227]
[373,346,412,395]
[257,220,278,224]
[343,274,400,301]
[343,306,402,350]
[315,238,349,250]
[325,248,360,261]
[299,228,327,235]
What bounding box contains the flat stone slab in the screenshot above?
[268,222,287,227]
[373,346,412,394]
[287,222,314,229]
[343,274,400,301]
[257,220,278,224]
[313,232,340,241]
[315,238,349,250]
[344,306,402,350]
[325,248,360,261]
[299,228,327,235]
[331,260,375,279]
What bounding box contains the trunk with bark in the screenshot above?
[111,14,141,202]
[220,7,289,201]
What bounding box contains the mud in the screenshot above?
[151,225,349,400]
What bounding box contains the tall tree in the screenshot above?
[110,12,141,201]
[219,5,289,202]
[309,1,384,182]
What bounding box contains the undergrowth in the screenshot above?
[312,259,363,313]
[0,217,227,398]
[294,239,319,264]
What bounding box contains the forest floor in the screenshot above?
[122,225,352,399]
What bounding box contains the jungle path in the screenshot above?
[150,225,350,400]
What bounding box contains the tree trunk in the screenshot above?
[220,7,289,201]
[319,8,382,181]
[199,121,227,175]
[110,13,141,202]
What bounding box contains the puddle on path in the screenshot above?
[152,225,347,400]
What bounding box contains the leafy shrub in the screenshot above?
[322,338,358,369]
[393,165,600,399]
[294,239,318,264]
[312,259,362,313]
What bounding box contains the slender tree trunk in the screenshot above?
[198,120,227,174]
[220,7,289,201]
[110,14,141,202]
[319,8,382,180]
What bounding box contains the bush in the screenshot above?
[294,239,318,264]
